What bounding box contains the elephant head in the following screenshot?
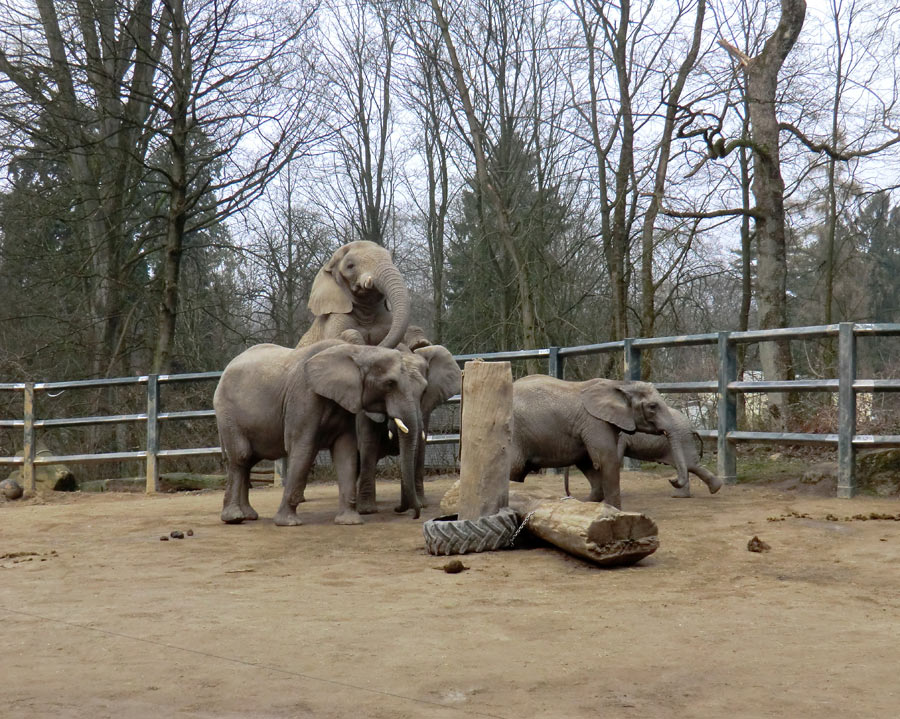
[305,342,427,517]
[308,241,410,349]
[581,379,693,488]
[355,341,461,515]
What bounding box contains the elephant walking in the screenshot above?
[618,408,723,497]
[509,375,684,509]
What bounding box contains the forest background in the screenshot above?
[0,0,899,463]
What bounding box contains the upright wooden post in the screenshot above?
[457,360,512,521]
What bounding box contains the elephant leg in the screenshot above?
[273,445,317,527]
[332,432,363,525]
[693,465,724,494]
[355,416,380,515]
[221,460,254,524]
[671,480,692,498]
[575,458,606,504]
[415,420,428,508]
[582,426,623,507]
[238,473,259,519]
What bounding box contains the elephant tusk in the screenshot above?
[422,431,427,441]
[388,430,393,440]
[364,275,374,290]
[394,418,409,434]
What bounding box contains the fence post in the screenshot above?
[622,339,641,470]
[23,382,35,492]
[146,374,160,493]
[717,332,737,485]
[837,322,857,498]
[623,338,641,382]
[548,346,563,379]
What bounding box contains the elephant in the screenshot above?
[509,375,685,509]
[213,339,427,526]
[563,407,724,498]
[355,343,461,514]
[617,407,724,498]
[298,240,410,350]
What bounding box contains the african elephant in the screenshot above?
[214,339,427,526]
[355,343,461,514]
[298,241,410,350]
[509,375,684,509]
[563,407,724,498]
[618,407,723,498]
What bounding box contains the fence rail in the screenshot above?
[2,322,898,497]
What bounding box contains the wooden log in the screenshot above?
[457,360,512,520]
[441,480,658,567]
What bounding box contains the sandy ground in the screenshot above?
[2,469,900,719]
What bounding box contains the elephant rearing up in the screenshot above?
[298,241,410,349]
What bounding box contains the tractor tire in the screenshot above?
[423,507,519,556]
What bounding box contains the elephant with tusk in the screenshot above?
[214,339,428,526]
[355,343,461,515]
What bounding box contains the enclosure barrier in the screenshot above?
[1,322,898,497]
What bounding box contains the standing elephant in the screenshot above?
[618,407,723,498]
[214,339,427,526]
[298,241,410,349]
[509,375,684,508]
[355,343,461,514]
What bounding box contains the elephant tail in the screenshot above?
[693,431,704,459]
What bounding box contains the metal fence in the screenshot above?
[3,322,899,497]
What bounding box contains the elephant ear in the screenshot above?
[308,247,352,315]
[416,345,462,415]
[304,345,364,414]
[581,381,636,433]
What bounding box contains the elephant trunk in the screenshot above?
[392,405,421,518]
[375,263,410,349]
[666,426,692,490]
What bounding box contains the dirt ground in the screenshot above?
[2,469,900,719]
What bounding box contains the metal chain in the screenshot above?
[509,509,537,547]
[509,496,575,547]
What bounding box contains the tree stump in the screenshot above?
[457,360,512,520]
[441,481,659,567]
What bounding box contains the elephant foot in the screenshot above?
[707,477,724,494]
[273,508,304,526]
[671,485,692,499]
[221,505,249,524]
[356,500,378,515]
[334,509,363,525]
[239,504,259,520]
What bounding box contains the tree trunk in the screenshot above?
[431,0,542,372]
[723,0,806,429]
[153,0,190,374]
[638,0,706,378]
